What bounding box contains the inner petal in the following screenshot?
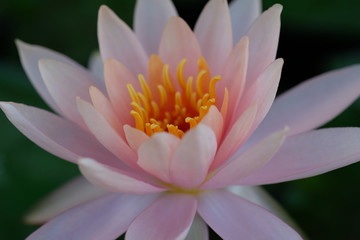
[126,55,228,138]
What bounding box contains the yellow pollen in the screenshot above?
[127,55,222,138]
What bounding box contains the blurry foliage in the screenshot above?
[0,0,360,239]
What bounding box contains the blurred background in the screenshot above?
[1,0,360,239]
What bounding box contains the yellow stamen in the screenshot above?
[177,59,187,90]
[127,56,222,138]
[138,74,152,101]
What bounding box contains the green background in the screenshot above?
[1,0,360,239]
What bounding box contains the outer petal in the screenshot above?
[39,59,97,129]
[98,5,148,75]
[88,51,106,91]
[0,102,123,168]
[197,190,302,240]
[104,58,137,126]
[218,36,248,126]
[251,64,360,142]
[204,127,287,189]
[230,0,262,44]
[170,125,217,188]
[126,194,197,240]
[200,106,224,143]
[124,125,149,152]
[16,40,80,114]
[79,158,165,194]
[24,176,107,224]
[236,58,283,129]
[246,4,282,88]
[89,86,124,138]
[211,105,257,170]
[194,0,232,75]
[77,98,137,168]
[240,128,360,185]
[159,17,201,78]
[138,132,180,183]
[134,0,178,55]
[27,193,159,240]
[228,186,305,236]
[184,214,209,240]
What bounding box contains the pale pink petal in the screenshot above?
[185,214,209,240]
[230,0,262,44]
[210,105,257,170]
[134,0,178,55]
[170,125,217,188]
[246,4,282,89]
[88,51,106,91]
[159,16,201,78]
[138,132,180,182]
[24,176,107,224]
[126,194,197,240]
[39,59,98,129]
[194,0,232,75]
[27,193,159,240]
[104,58,137,126]
[197,190,302,240]
[200,106,223,143]
[228,186,304,235]
[218,36,248,126]
[89,86,124,137]
[16,40,80,114]
[0,102,123,168]
[240,128,360,185]
[204,127,288,189]
[251,64,360,142]
[79,158,165,194]
[98,5,148,75]
[236,58,283,129]
[123,125,149,152]
[76,98,138,169]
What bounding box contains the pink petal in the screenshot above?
[98,5,148,75]
[27,193,159,240]
[134,0,178,55]
[240,127,360,185]
[16,40,79,114]
[185,215,209,240]
[204,127,288,189]
[200,106,224,143]
[79,158,165,194]
[104,58,137,126]
[230,0,262,44]
[88,51,106,91]
[228,186,304,234]
[246,4,282,89]
[236,58,283,129]
[76,98,138,169]
[126,194,197,240]
[24,176,107,224]
[123,125,149,152]
[138,132,180,182]
[197,190,302,240]
[251,64,360,142]
[218,36,248,126]
[89,86,124,138]
[210,105,257,170]
[0,102,123,168]
[39,59,97,129]
[170,125,217,188]
[194,0,232,75]
[159,16,201,78]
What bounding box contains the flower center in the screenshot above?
[127,55,226,138]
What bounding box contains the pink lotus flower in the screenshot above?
[2,0,360,239]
